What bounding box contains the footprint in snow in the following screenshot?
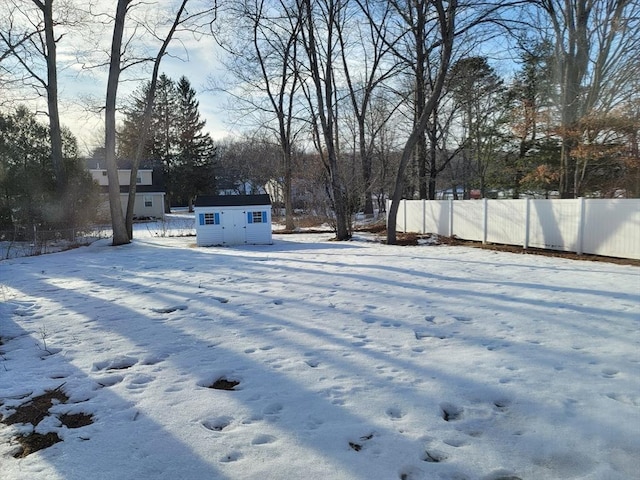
[483,470,522,480]
[251,434,277,445]
[348,433,375,452]
[262,403,283,416]
[151,305,187,314]
[219,451,242,463]
[422,449,448,463]
[127,374,155,389]
[398,465,426,479]
[605,392,640,407]
[92,356,138,371]
[386,406,405,420]
[443,437,468,447]
[95,374,125,388]
[440,402,464,422]
[414,330,448,340]
[601,368,619,378]
[202,416,232,432]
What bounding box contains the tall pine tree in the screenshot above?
[119,74,216,211]
[174,76,216,211]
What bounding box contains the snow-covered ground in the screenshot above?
[1,218,638,480]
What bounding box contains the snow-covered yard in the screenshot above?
[1,223,638,479]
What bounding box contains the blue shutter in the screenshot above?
[247,212,253,224]
[262,211,267,223]
[214,213,220,224]
[199,213,205,225]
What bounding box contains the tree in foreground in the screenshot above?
[385,0,457,245]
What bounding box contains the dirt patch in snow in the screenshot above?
[208,378,240,390]
[1,385,94,457]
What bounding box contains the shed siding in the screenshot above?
[195,204,272,247]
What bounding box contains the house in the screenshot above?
[86,159,166,220]
[194,194,272,247]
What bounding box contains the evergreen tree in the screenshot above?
[151,74,179,211]
[118,83,155,160]
[174,76,216,211]
[119,74,215,211]
[449,57,508,198]
[507,41,559,197]
[0,106,97,230]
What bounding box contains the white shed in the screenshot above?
[194,194,273,247]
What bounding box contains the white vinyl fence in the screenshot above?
[388,198,640,260]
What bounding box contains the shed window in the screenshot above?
[200,212,220,225]
[144,195,153,207]
[248,211,267,224]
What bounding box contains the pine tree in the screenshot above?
[174,76,216,211]
[119,74,215,211]
[118,83,155,161]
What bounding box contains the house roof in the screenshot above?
[195,194,272,207]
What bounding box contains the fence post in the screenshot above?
[403,199,407,233]
[577,197,585,255]
[422,199,426,234]
[523,198,530,250]
[448,198,454,237]
[482,198,488,244]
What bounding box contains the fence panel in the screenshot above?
[404,200,425,233]
[424,201,450,235]
[388,198,640,260]
[528,199,581,252]
[583,199,640,258]
[486,199,526,246]
[452,200,484,241]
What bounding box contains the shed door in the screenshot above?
[222,209,247,245]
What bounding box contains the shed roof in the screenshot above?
[195,194,272,207]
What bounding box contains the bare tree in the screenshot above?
[104,0,130,245]
[385,0,457,244]
[123,0,216,238]
[217,0,304,231]
[0,0,88,224]
[339,0,402,216]
[534,0,640,197]
[102,0,218,243]
[298,0,353,240]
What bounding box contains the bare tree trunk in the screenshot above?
[37,0,65,200]
[125,0,190,239]
[300,0,350,240]
[387,0,456,245]
[105,0,130,246]
[283,146,295,230]
[427,117,438,200]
